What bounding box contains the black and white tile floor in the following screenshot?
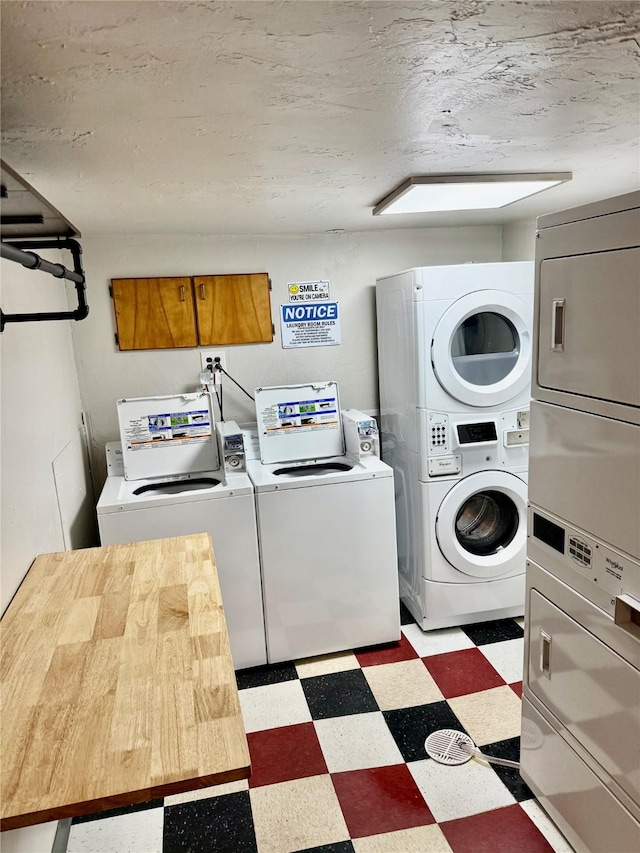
[66,606,575,853]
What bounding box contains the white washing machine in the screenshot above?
[96,392,267,670]
[246,382,400,664]
[418,467,528,629]
[375,262,534,629]
[402,407,529,630]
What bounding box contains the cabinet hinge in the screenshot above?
[108,284,113,298]
[272,322,275,336]
[268,278,272,291]
[114,332,119,346]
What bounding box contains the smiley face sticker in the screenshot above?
[288,284,300,296]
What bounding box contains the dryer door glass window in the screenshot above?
[455,490,519,556]
[430,289,532,408]
[451,312,519,386]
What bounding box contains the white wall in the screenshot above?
[502,219,537,261]
[1,256,96,613]
[72,226,502,487]
[0,255,95,852]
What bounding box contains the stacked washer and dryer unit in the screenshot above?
[376,262,534,630]
[520,193,640,852]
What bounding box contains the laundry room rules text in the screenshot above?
[280,301,341,349]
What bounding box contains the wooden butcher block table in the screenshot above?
[0,533,250,831]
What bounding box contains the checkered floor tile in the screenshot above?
[67,605,576,853]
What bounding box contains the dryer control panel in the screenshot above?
[528,504,640,626]
[419,409,529,481]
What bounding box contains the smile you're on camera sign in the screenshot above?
[281,280,341,349]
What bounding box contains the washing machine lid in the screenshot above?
[246,454,392,492]
[435,470,527,578]
[117,392,219,481]
[97,470,252,512]
[254,381,345,464]
[431,290,532,408]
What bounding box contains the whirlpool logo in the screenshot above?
[605,556,624,580]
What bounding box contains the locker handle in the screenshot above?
[551,298,565,352]
[200,283,206,300]
[540,629,552,678]
[179,284,186,302]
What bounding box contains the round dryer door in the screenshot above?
[431,290,531,407]
[435,471,527,578]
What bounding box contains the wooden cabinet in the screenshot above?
[111,273,273,351]
[110,277,198,350]
[194,273,273,346]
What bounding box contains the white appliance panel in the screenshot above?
[537,249,640,408]
[412,261,533,301]
[529,401,640,561]
[254,381,344,464]
[255,475,400,663]
[410,575,525,630]
[375,270,419,456]
[417,408,529,481]
[97,487,266,670]
[117,393,219,480]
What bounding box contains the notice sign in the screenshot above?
[280,302,341,349]
[288,280,330,302]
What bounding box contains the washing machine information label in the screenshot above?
[280,303,341,349]
[123,410,212,450]
[260,398,340,435]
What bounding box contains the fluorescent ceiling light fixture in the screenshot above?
[373,173,572,215]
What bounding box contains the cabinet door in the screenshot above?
[111,277,198,350]
[194,273,273,345]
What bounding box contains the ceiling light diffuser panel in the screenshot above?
[373,173,572,215]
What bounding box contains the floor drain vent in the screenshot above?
[424,729,475,765]
[425,729,521,769]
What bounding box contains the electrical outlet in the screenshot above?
[200,349,227,375]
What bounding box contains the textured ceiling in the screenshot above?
[1,0,639,235]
